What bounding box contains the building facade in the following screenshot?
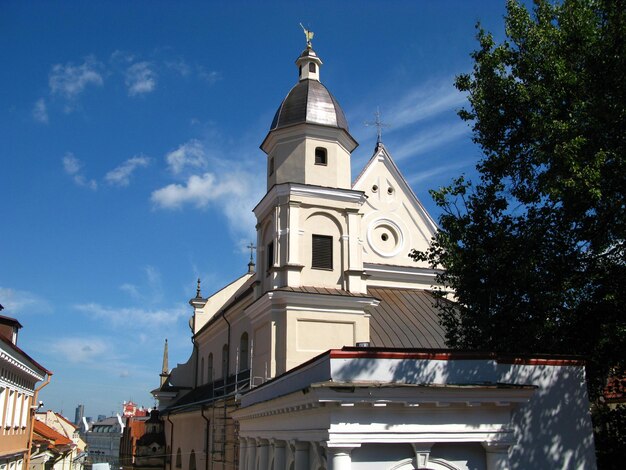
[153,38,597,470]
[0,314,50,470]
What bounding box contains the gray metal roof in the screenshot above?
[270,79,349,132]
[367,287,450,349]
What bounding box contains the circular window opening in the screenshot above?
[381,233,389,241]
[372,185,378,192]
[387,187,394,195]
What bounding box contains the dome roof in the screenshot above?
[270,79,349,132]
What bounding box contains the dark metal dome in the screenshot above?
[270,79,349,132]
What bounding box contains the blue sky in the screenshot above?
[1,1,510,418]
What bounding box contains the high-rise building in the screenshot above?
[74,404,84,426]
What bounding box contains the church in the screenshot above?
[152,35,597,470]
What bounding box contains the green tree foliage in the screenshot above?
[410,1,625,465]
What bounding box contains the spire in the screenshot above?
[159,339,169,387]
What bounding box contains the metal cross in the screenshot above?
[247,242,257,263]
[364,107,390,144]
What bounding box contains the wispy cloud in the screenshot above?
[391,121,470,161]
[49,337,110,364]
[49,56,103,101]
[408,160,474,185]
[105,155,150,186]
[386,80,466,130]
[74,303,185,329]
[32,98,48,123]
[165,139,207,174]
[62,153,98,190]
[0,287,52,314]
[125,62,157,96]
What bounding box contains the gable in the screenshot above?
[353,144,437,269]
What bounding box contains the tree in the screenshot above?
[410,0,625,466]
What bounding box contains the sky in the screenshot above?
[1,1,512,419]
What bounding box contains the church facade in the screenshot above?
[153,39,596,470]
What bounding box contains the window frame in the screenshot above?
[314,147,327,166]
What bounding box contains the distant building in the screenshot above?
[0,313,51,470]
[84,416,124,469]
[74,406,84,427]
[120,410,165,470]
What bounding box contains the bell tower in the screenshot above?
[255,33,366,296]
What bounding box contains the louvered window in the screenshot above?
[312,235,333,270]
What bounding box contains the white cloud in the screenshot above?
[197,68,220,84]
[165,139,207,174]
[105,155,150,186]
[125,62,157,96]
[166,59,191,77]
[74,303,186,329]
[62,153,98,190]
[0,287,52,314]
[32,99,48,123]
[408,160,474,185]
[49,56,103,100]
[49,337,109,363]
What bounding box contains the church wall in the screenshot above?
[300,210,344,288]
[272,139,306,187]
[284,309,368,373]
[166,413,207,470]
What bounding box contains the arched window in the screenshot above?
[188,450,196,470]
[207,353,213,383]
[239,332,249,371]
[175,448,182,468]
[309,62,316,73]
[221,344,229,379]
[200,357,204,384]
[315,147,327,165]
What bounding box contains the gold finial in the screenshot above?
[300,23,314,48]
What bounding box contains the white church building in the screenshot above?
[153,37,597,470]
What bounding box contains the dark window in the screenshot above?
[267,241,274,273]
[189,451,196,470]
[240,332,249,371]
[175,449,182,468]
[312,235,333,270]
[299,65,302,77]
[309,63,316,73]
[269,157,274,176]
[315,147,327,165]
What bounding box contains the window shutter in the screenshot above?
[312,235,333,269]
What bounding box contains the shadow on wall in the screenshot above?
[334,355,597,470]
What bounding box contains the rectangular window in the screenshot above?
[268,157,274,176]
[312,235,333,270]
[315,147,327,165]
[266,241,274,273]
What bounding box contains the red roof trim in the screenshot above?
[330,348,585,366]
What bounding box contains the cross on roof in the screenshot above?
[364,107,390,144]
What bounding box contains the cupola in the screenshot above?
[261,32,357,190]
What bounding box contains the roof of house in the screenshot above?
[0,334,51,375]
[367,287,449,349]
[34,420,73,447]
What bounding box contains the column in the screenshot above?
[257,439,270,470]
[327,447,355,470]
[294,441,309,470]
[482,442,511,470]
[273,440,286,470]
[238,438,247,470]
[246,438,257,470]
